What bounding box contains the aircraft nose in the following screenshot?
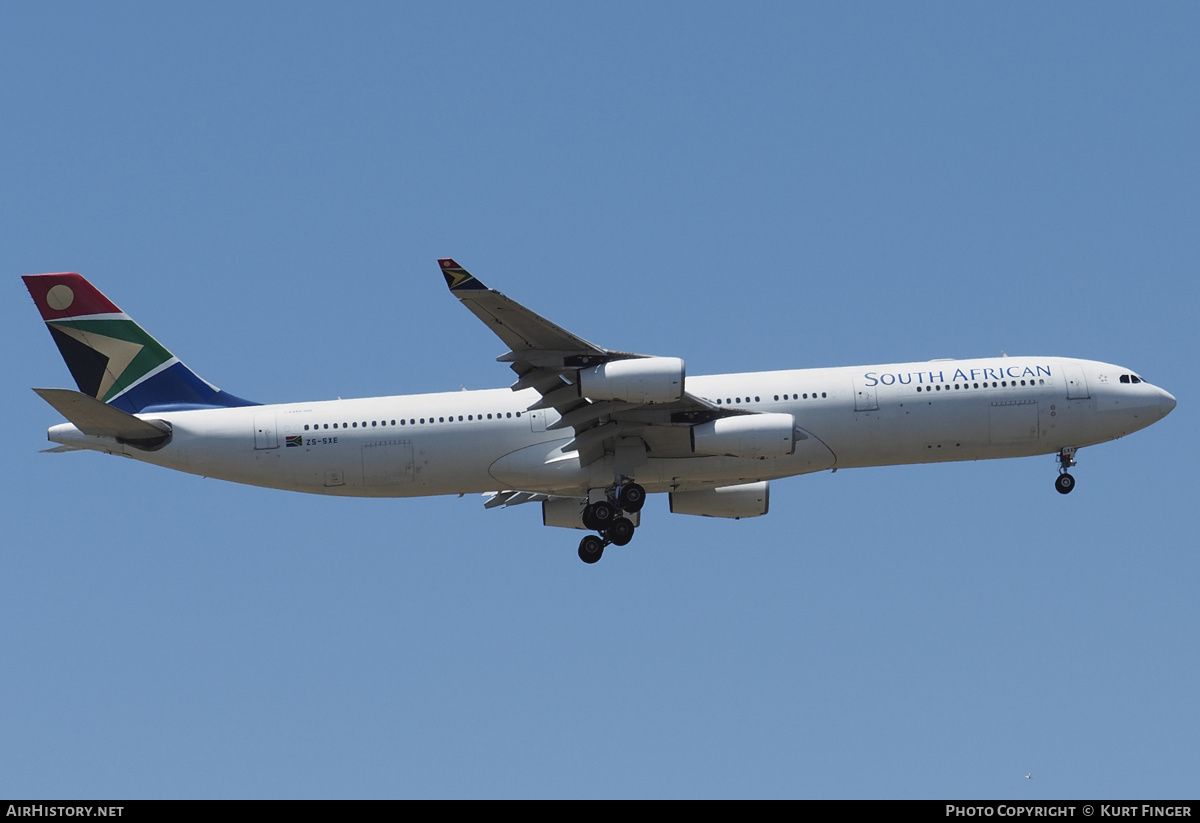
[1156,387,1177,419]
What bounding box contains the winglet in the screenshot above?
[439,258,488,292]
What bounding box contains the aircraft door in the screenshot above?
[528,409,548,432]
[254,413,279,449]
[362,440,415,486]
[989,400,1039,443]
[1062,364,1090,399]
[852,376,879,411]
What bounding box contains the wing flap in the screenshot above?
[483,490,551,509]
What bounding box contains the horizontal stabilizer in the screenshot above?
[33,388,171,442]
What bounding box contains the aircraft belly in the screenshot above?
[400,428,536,496]
[151,414,541,497]
[489,438,593,495]
[487,427,839,496]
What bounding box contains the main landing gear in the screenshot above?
[1055,446,1078,495]
[576,481,646,564]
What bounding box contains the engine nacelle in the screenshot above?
[578,357,685,404]
[690,413,796,459]
[669,482,770,519]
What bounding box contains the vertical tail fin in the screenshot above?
[23,273,258,413]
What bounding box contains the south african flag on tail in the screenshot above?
[23,273,259,414]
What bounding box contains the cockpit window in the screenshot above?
[1120,374,1144,385]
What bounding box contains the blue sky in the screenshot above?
[2,2,1197,798]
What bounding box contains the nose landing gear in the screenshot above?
[576,481,646,563]
[1055,447,1077,495]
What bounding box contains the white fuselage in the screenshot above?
[47,356,1176,499]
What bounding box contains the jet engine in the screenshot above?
[690,413,796,459]
[669,482,770,519]
[578,357,685,404]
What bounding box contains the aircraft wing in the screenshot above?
[441,259,737,466]
[440,259,612,362]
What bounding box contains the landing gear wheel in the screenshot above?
[618,483,646,513]
[608,517,635,546]
[578,535,605,564]
[583,501,616,532]
[1055,473,1075,495]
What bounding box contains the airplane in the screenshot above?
[24,260,1176,564]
